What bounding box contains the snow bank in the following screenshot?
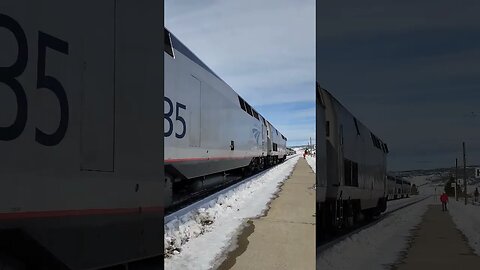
[386,195,430,213]
[164,155,301,270]
[449,200,480,255]
[305,155,316,173]
[318,199,430,270]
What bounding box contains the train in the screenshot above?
[317,82,389,235]
[164,28,287,207]
[1,3,164,269]
[286,148,297,156]
[387,176,411,200]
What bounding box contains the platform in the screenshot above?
[218,157,316,270]
[396,204,480,269]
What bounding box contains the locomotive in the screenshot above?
[317,83,389,235]
[164,29,287,207]
[1,2,163,269]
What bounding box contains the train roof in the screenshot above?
[166,28,287,141]
[167,29,224,83]
[319,86,388,153]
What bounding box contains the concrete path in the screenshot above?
[396,204,480,269]
[218,157,316,270]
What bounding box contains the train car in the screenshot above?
[387,175,413,200]
[164,29,287,207]
[317,85,388,232]
[395,178,403,198]
[267,122,288,164]
[387,175,396,200]
[1,2,163,269]
[286,148,296,156]
[402,180,411,197]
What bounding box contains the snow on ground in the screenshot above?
[164,154,301,270]
[449,200,480,255]
[318,196,432,270]
[305,155,316,173]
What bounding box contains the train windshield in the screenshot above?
[164,29,174,57]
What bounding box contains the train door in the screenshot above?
[80,3,115,172]
[261,117,267,154]
[324,90,339,188]
[266,123,272,153]
[188,75,201,147]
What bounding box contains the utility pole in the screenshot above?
[463,142,467,205]
[455,158,458,201]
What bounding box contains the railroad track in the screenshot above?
[165,154,299,224]
[317,195,432,254]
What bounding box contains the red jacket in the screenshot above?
[440,194,449,203]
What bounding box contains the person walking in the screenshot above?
[440,192,449,211]
[303,149,307,159]
[474,188,479,203]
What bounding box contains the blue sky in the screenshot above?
[317,0,480,171]
[165,0,315,146]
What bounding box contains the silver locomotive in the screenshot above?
[317,83,388,234]
[164,29,287,206]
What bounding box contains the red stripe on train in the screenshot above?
[165,156,254,163]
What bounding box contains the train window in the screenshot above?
[263,118,267,126]
[326,121,330,137]
[354,118,360,136]
[273,143,278,151]
[245,102,253,116]
[252,110,259,120]
[238,96,246,111]
[276,129,278,136]
[164,29,175,58]
[317,83,326,108]
[371,133,381,149]
[384,143,389,153]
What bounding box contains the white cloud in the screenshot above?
[165,0,315,105]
